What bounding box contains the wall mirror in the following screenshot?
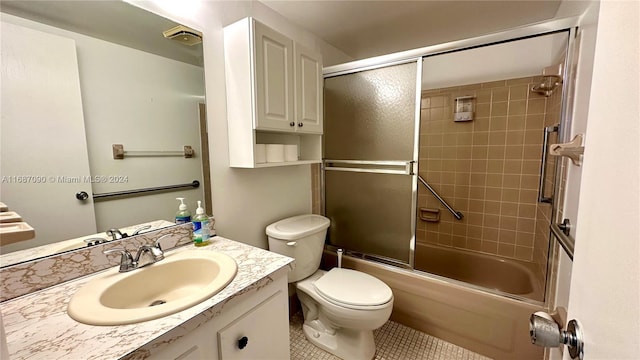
[0,1,209,266]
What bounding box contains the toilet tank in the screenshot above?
[266,214,330,282]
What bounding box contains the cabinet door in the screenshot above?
[254,21,294,132]
[152,344,206,360]
[218,291,289,360]
[294,43,323,134]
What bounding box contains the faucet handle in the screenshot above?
[131,225,152,236]
[154,234,173,251]
[105,228,123,241]
[103,248,135,272]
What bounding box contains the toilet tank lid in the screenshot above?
[266,214,330,240]
[314,268,393,307]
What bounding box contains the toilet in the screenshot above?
[267,214,393,360]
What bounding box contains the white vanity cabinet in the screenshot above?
[224,17,323,168]
[150,275,290,360]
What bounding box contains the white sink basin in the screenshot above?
[67,250,237,325]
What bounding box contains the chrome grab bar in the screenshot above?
[417,175,463,220]
[538,125,559,203]
[324,160,414,175]
[92,180,200,200]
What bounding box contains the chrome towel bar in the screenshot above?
[550,221,575,260]
[112,144,194,159]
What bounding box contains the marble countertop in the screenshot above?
[0,237,294,360]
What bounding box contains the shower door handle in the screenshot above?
[324,160,415,175]
[538,125,559,203]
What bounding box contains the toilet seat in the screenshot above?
[313,268,393,310]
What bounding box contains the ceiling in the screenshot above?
[0,1,203,66]
[260,0,565,60]
[1,1,575,66]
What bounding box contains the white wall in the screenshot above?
[548,3,600,359]
[0,19,98,251]
[565,0,640,358]
[423,31,567,90]
[126,0,351,248]
[1,13,207,232]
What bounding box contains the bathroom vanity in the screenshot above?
[0,237,293,359]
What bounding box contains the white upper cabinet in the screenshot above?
[224,17,323,168]
[253,21,295,131]
[295,42,323,133]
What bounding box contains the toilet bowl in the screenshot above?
[267,214,394,360]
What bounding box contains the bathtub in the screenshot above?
[322,250,545,360]
[414,243,543,301]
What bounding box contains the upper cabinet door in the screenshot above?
[253,22,294,131]
[295,43,323,134]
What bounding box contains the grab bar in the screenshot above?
[92,180,200,200]
[417,175,463,220]
[538,125,559,203]
[324,160,414,175]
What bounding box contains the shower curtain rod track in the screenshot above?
[417,175,463,220]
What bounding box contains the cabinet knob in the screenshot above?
[237,336,248,350]
[298,122,303,127]
[289,122,295,127]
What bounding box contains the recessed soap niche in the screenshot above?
[454,96,475,122]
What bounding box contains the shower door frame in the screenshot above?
[321,16,580,305]
[322,58,423,269]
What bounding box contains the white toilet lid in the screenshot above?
[314,268,392,307]
[266,214,330,240]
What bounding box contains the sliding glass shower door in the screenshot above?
[323,61,419,265]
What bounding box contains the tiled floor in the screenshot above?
[289,312,491,360]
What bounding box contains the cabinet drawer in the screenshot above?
[218,290,289,360]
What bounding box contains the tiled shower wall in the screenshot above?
[416,76,555,267]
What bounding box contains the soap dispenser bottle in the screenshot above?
[175,198,191,224]
[192,201,210,247]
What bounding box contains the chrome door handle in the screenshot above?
[324,160,415,175]
[530,312,584,359]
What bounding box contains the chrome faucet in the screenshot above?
[134,243,165,268]
[105,225,152,241]
[103,236,166,272]
[103,248,136,272]
[106,228,124,241]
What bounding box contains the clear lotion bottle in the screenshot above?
[192,201,210,247]
[175,198,191,224]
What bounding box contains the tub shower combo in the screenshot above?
[321,28,575,359]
